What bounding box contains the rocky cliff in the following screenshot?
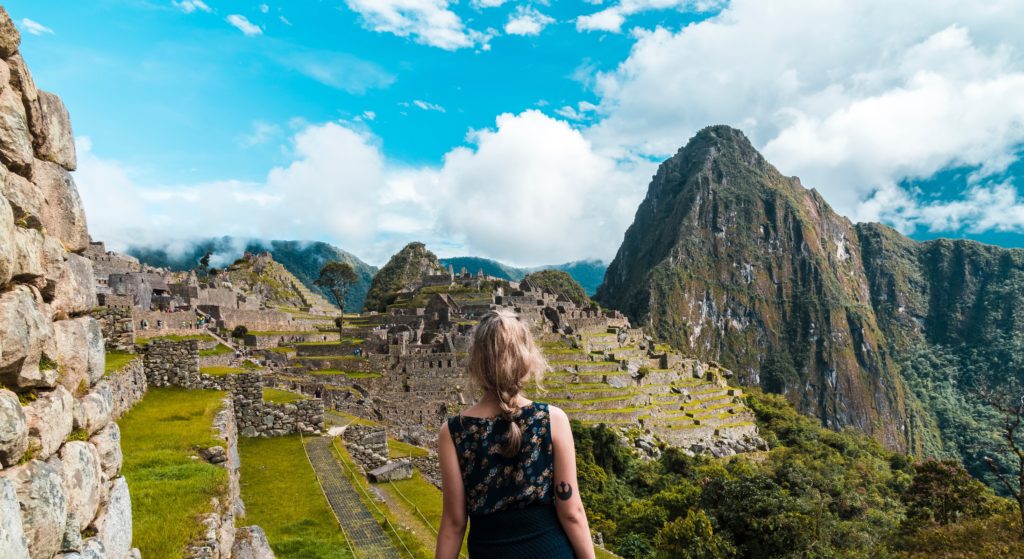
[0,7,141,557]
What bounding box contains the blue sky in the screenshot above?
[6,1,1024,266]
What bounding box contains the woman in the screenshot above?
[435,309,596,559]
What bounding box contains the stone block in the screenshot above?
[232,525,274,559]
[2,161,44,230]
[0,477,30,558]
[0,190,13,285]
[0,82,32,170]
[56,441,104,529]
[74,381,113,435]
[51,253,97,317]
[89,423,122,480]
[0,7,20,58]
[93,476,132,559]
[367,460,413,483]
[0,284,57,389]
[10,224,44,279]
[25,385,74,458]
[33,91,76,171]
[29,159,89,252]
[54,317,105,393]
[0,459,68,558]
[0,388,27,467]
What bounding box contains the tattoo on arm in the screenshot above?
[556,481,573,501]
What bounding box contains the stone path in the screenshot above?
[303,436,400,559]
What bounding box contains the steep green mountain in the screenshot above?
[127,237,377,311]
[439,256,607,295]
[521,269,591,306]
[363,242,447,312]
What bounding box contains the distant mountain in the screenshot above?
[439,257,607,295]
[127,237,377,312]
[364,242,446,312]
[596,125,1024,489]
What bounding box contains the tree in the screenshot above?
[981,386,1024,538]
[902,459,993,532]
[655,510,736,559]
[231,325,248,339]
[315,261,358,329]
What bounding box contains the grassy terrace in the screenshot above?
[305,369,382,379]
[263,387,306,404]
[239,436,353,558]
[325,410,378,428]
[199,366,247,377]
[198,343,232,357]
[120,388,228,559]
[247,330,337,336]
[104,351,139,375]
[388,438,430,458]
[135,333,215,346]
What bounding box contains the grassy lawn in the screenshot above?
[238,436,353,558]
[200,366,247,376]
[324,410,378,428]
[119,388,228,559]
[136,333,215,346]
[105,351,139,375]
[198,343,233,357]
[263,387,306,404]
[388,438,430,458]
[267,346,297,354]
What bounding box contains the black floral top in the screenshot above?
[447,402,555,516]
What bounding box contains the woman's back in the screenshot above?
[448,402,554,516]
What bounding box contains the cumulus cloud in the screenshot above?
[411,100,446,112]
[344,0,491,51]
[505,6,555,36]
[172,0,212,14]
[19,18,54,36]
[576,0,722,33]
[226,14,262,36]
[586,0,1024,230]
[75,112,650,266]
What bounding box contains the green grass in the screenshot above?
[324,410,378,428]
[263,387,306,404]
[119,388,228,559]
[306,369,382,379]
[378,470,469,557]
[104,351,139,375]
[238,436,353,558]
[388,438,430,458]
[199,366,247,377]
[136,334,215,346]
[198,343,233,357]
[267,347,296,354]
[247,330,335,336]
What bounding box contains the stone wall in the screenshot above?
[107,356,146,419]
[91,305,134,352]
[232,373,324,437]
[0,9,141,557]
[142,339,201,387]
[343,425,388,470]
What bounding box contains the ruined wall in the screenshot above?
[0,8,140,557]
[91,305,134,352]
[343,425,388,470]
[232,373,324,437]
[108,356,146,418]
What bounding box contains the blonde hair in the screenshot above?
[466,309,547,457]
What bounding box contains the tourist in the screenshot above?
[435,310,594,559]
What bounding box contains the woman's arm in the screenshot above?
[435,421,467,559]
[550,405,596,559]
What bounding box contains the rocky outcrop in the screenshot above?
[0,7,140,557]
[363,241,447,312]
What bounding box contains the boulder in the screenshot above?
[0,459,68,558]
[0,7,20,58]
[10,225,45,280]
[54,317,105,393]
[7,54,38,108]
[56,441,104,530]
[89,423,123,480]
[232,526,275,559]
[33,92,76,171]
[0,191,13,285]
[367,460,414,483]
[25,385,74,457]
[0,477,30,558]
[2,158,44,229]
[0,83,33,170]
[74,381,113,435]
[29,159,89,252]
[93,477,132,559]
[0,388,28,466]
[50,252,96,317]
[0,284,57,388]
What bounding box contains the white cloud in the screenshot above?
[75,112,650,266]
[576,0,722,33]
[269,46,395,93]
[260,4,270,14]
[412,100,446,112]
[226,14,262,36]
[504,6,555,36]
[473,0,508,8]
[555,101,598,121]
[19,18,54,36]
[172,0,212,14]
[279,15,292,25]
[344,0,488,50]
[585,0,1024,231]
[240,121,281,147]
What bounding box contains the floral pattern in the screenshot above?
[448,402,554,516]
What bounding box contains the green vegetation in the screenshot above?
[324,410,378,428]
[120,388,228,559]
[522,269,591,306]
[198,343,233,357]
[574,390,1021,559]
[388,438,430,458]
[364,242,446,312]
[263,387,306,404]
[238,436,353,558]
[199,366,247,377]
[135,333,215,346]
[104,351,139,375]
[306,369,381,379]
